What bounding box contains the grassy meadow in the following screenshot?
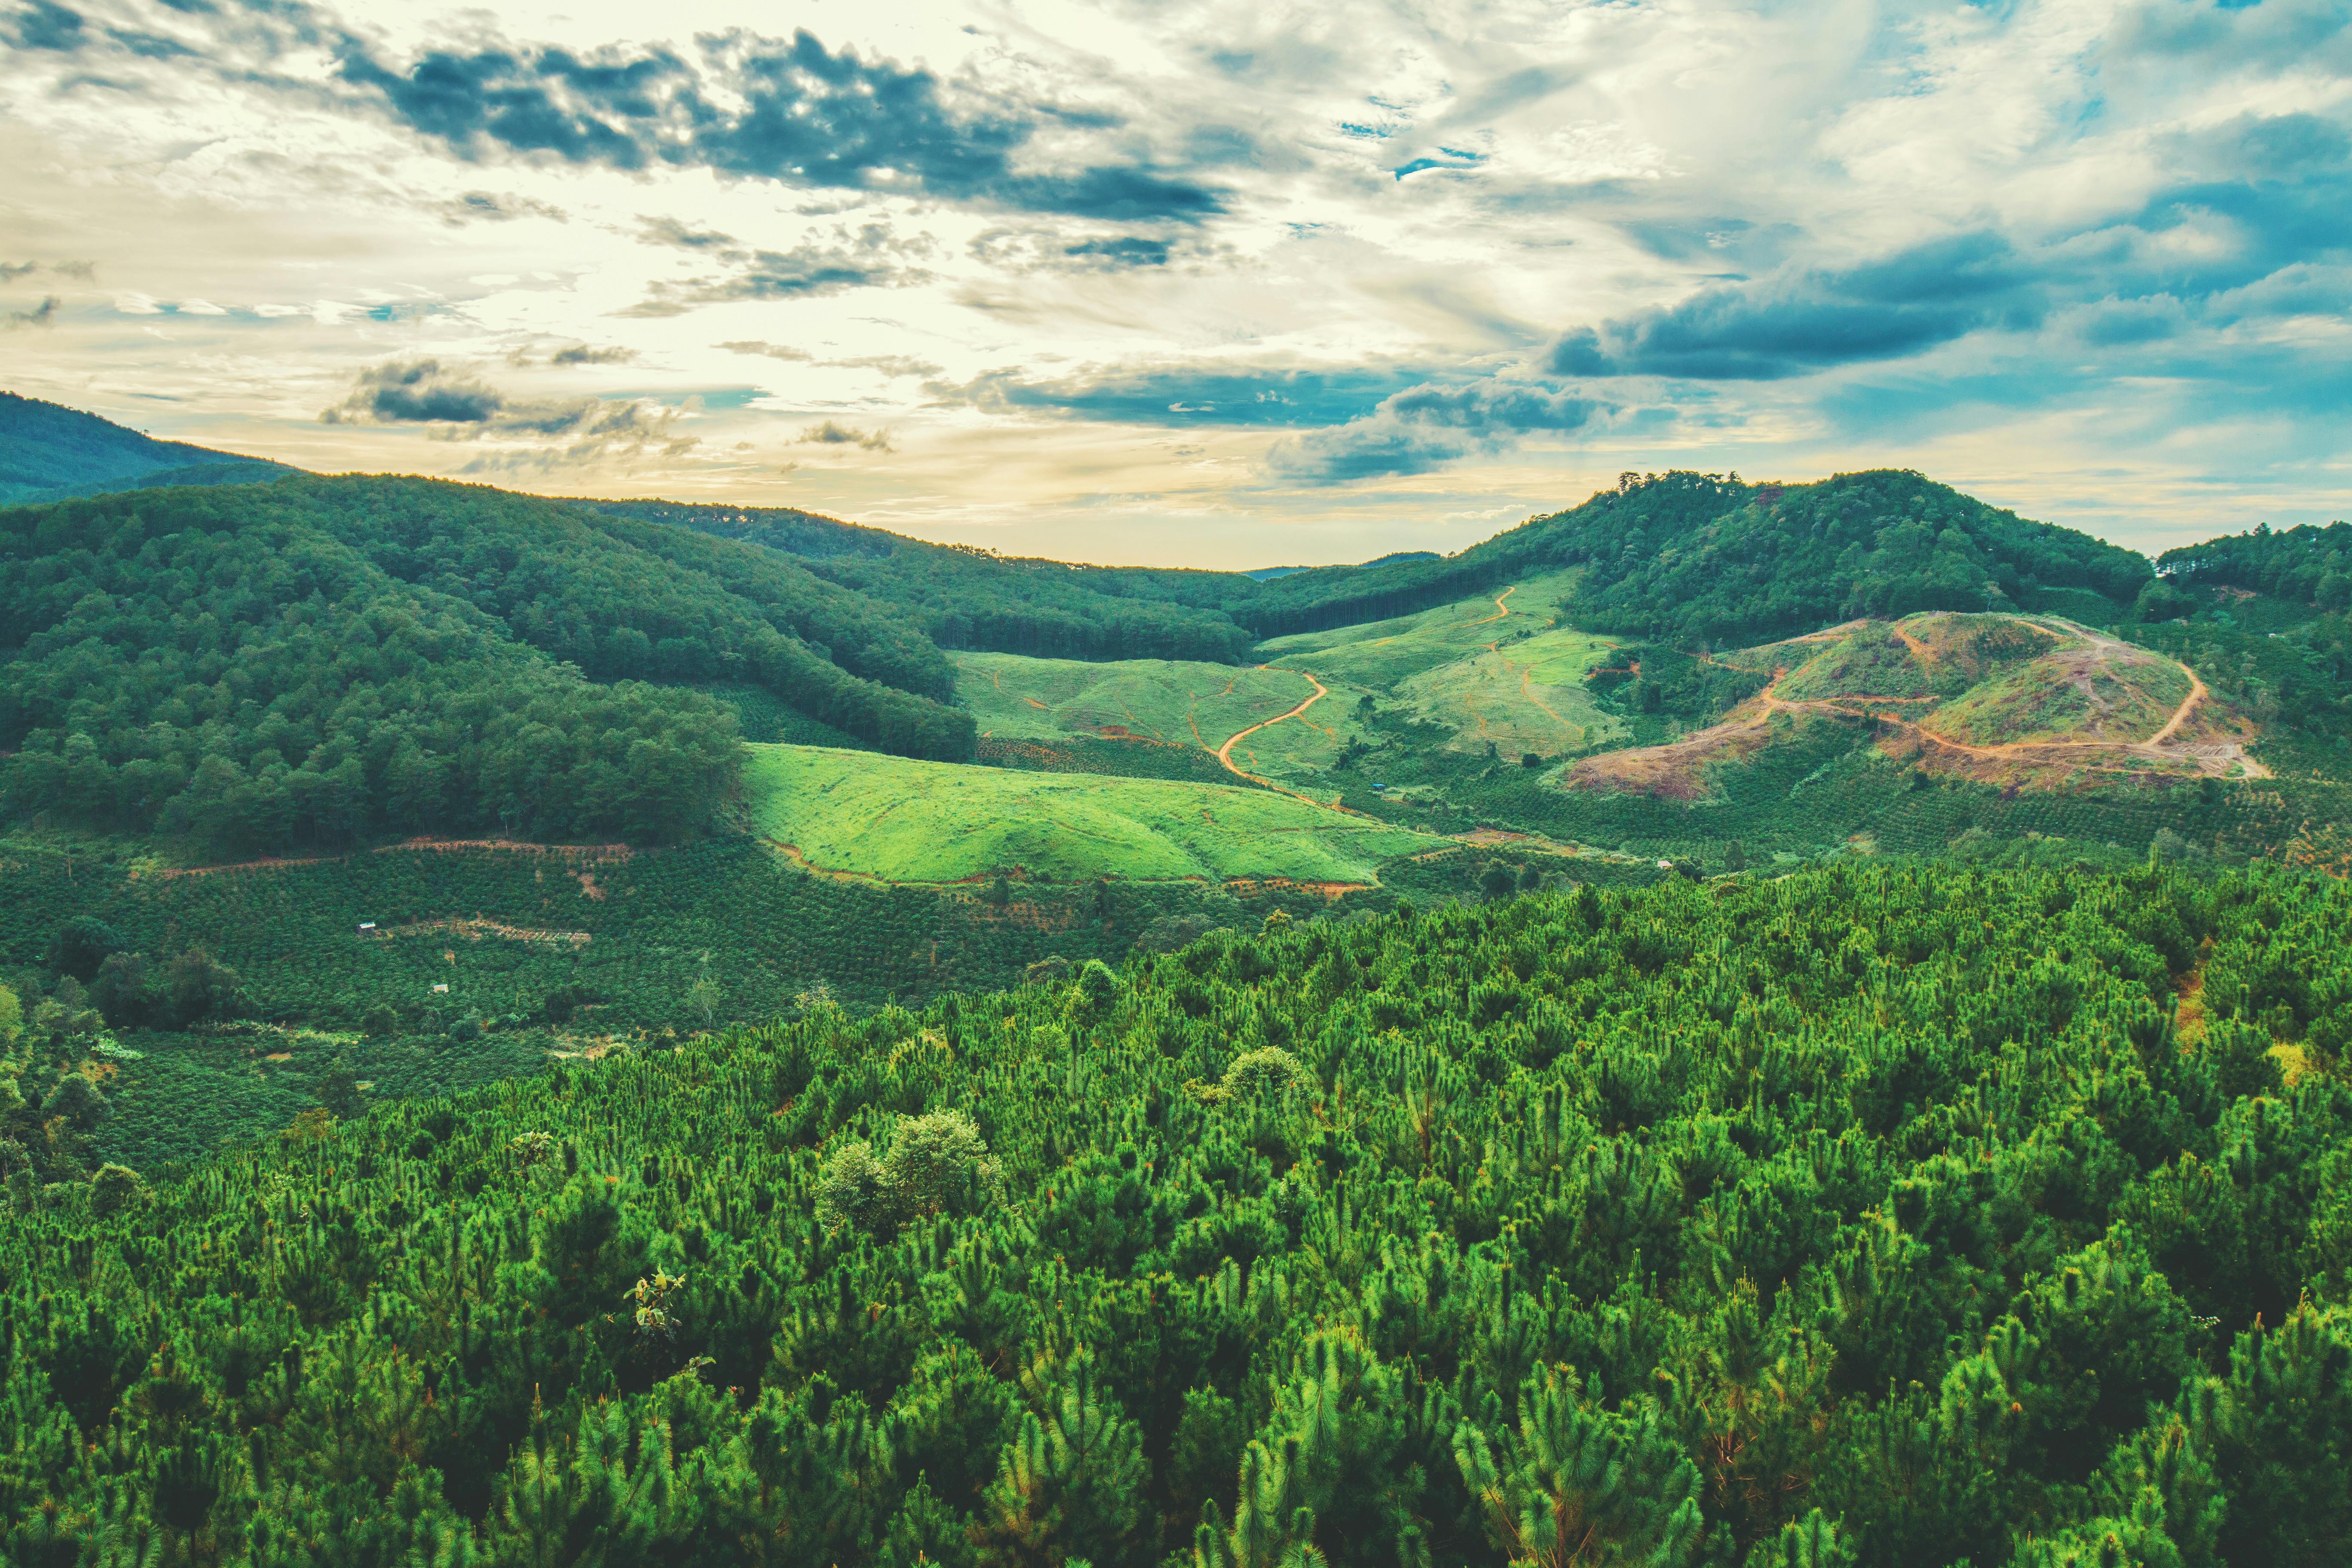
[741,742,1436,884]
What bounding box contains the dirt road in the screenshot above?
[1213,668,1335,804]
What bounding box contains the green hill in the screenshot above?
[0,476,975,856]
[0,390,278,503]
[5,862,2349,1566]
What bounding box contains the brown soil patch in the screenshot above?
[2174,962,2208,1048]
[1223,877,1369,900]
[365,918,592,948]
[1566,700,1784,800]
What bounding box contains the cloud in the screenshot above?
[621,226,928,316]
[719,340,812,361]
[323,359,501,423]
[3,296,62,330]
[938,364,1421,427]
[620,249,915,315]
[829,354,941,378]
[0,262,35,282]
[337,27,1225,222]
[1548,232,2040,381]
[639,217,735,249]
[436,190,567,226]
[1061,236,1171,269]
[107,25,195,59]
[318,358,689,461]
[717,343,937,377]
[967,227,1201,274]
[1265,379,1605,484]
[550,343,634,364]
[797,420,891,451]
[7,0,85,52]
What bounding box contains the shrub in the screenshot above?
[45,916,122,981]
[89,1163,142,1217]
[816,1110,1002,1235]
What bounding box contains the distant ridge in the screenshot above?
[1243,550,1440,581]
[0,390,293,505]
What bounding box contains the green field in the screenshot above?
[954,650,1366,787]
[1392,626,1625,756]
[742,742,1436,884]
[1256,570,1618,756]
[1258,570,1584,687]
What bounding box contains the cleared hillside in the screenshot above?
[1571,612,2258,799]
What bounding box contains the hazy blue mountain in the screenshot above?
[0,391,289,504]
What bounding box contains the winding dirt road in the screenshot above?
[1213,668,1336,805]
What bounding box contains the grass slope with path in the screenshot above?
[741,743,1436,885]
[1259,570,1622,760]
[953,650,1363,789]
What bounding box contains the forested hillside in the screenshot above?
[0,477,976,851]
[2158,521,2352,611]
[0,392,269,505]
[588,497,1257,663]
[600,471,2161,659]
[4,863,2349,1567]
[1235,470,2153,642]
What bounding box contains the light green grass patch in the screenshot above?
[1393,628,1626,756]
[1259,570,1585,691]
[954,651,1366,783]
[742,744,1436,885]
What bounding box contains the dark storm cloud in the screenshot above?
[106,25,195,58]
[334,27,1225,223]
[1544,111,2352,386]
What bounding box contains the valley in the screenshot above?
[4,402,2350,1190]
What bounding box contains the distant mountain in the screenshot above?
[0,391,292,504]
[1243,550,1440,581]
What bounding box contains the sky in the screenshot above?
[2,0,2349,569]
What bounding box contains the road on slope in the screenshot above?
[1214,668,1336,805]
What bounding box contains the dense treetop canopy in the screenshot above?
[2159,521,2352,612]
[5,863,2348,1568]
